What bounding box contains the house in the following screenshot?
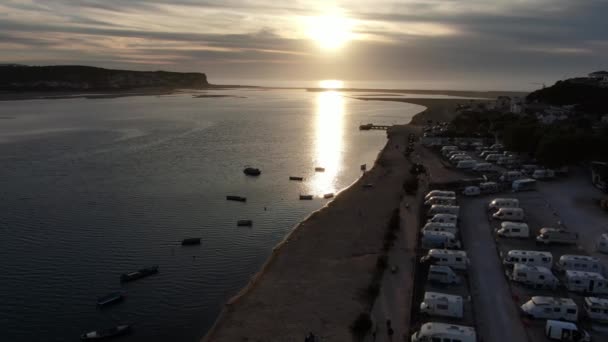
[591,161,608,192]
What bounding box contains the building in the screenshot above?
[591,161,608,193]
[510,96,524,114]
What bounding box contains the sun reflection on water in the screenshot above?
[309,90,345,196]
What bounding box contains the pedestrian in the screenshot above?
[387,326,394,341]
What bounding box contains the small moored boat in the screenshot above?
[299,195,313,200]
[360,164,367,171]
[181,237,201,246]
[96,292,124,307]
[120,265,159,283]
[289,176,304,181]
[314,167,325,172]
[323,193,334,199]
[237,220,253,227]
[226,195,247,202]
[80,324,131,340]
[243,167,261,176]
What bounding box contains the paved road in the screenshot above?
[460,197,529,342]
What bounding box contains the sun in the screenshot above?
[306,14,353,50]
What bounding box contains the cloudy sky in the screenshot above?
[1,0,607,90]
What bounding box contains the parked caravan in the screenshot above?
[485,153,502,162]
[479,150,498,158]
[533,169,556,180]
[499,171,524,182]
[428,265,461,285]
[441,146,458,156]
[536,228,578,245]
[427,205,460,217]
[425,190,456,200]
[450,155,472,164]
[479,182,499,194]
[492,207,525,221]
[462,186,481,196]
[421,231,461,249]
[428,214,458,225]
[521,296,579,321]
[446,150,467,158]
[422,222,458,235]
[513,178,537,192]
[473,162,494,172]
[564,270,608,295]
[583,297,608,323]
[503,250,553,268]
[424,196,457,206]
[488,198,519,211]
[596,233,608,254]
[496,221,530,238]
[420,292,464,319]
[411,322,476,342]
[456,160,477,169]
[557,255,602,274]
[490,143,504,150]
[545,320,590,342]
[511,263,559,289]
[421,249,468,270]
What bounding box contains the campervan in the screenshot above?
[503,250,553,268]
[511,263,559,289]
[545,320,590,342]
[411,323,476,342]
[427,205,460,217]
[421,231,461,249]
[513,178,537,192]
[596,233,608,254]
[421,249,468,270]
[462,186,480,196]
[479,150,498,158]
[450,155,472,164]
[536,228,578,245]
[425,190,455,200]
[533,169,555,180]
[473,162,494,172]
[492,207,525,221]
[456,160,477,169]
[485,154,502,162]
[488,198,519,211]
[428,214,458,225]
[557,255,602,274]
[420,292,464,318]
[490,143,504,150]
[564,270,608,295]
[424,196,457,206]
[422,222,458,235]
[427,265,461,285]
[479,182,499,194]
[496,222,529,238]
[499,171,524,182]
[583,297,608,323]
[521,296,579,321]
[441,146,458,156]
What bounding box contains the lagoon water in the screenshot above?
[0,89,423,341]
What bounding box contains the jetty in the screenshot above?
[359,123,390,130]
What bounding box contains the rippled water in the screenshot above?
[0,89,423,342]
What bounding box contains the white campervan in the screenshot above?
[511,263,559,289]
[564,271,608,295]
[499,171,524,182]
[441,146,458,156]
[488,198,519,211]
[421,249,468,270]
[536,228,578,245]
[420,292,464,319]
[473,162,494,172]
[503,250,553,268]
[462,186,480,196]
[425,190,455,200]
[411,322,476,342]
[492,207,524,221]
[485,153,502,162]
[557,255,602,274]
[422,222,458,235]
[512,178,537,192]
[521,296,579,321]
[427,205,460,217]
[427,214,458,225]
[545,320,590,342]
[428,265,460,285]
[583,297,608,323]
[424,196,457,206]
[456,160,477,169]
[496,222,529,238]
[421,231,461,249]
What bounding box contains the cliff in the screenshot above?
[0,65,208,91]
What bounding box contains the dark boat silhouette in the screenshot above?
[120,266,158,283]
[299,195,313,200]
[226,195,247,202]
[314,167,325,172]
[237,220,253,226]
[96,292,124,307]
[243,167,261,176]
[324,193,334,199]
[181,237,201,246]
[289,176,304,181]
[80,324,131,340]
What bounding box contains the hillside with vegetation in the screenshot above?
[527,79,608,115]
[0,65,208,91]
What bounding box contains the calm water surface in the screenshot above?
[0,89,423,341]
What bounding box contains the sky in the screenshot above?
[1,0,607,90]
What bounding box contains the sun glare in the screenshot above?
[319,79,344,89]
[307,14,353,50]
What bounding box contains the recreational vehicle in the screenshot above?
[424,196,457,206]
[425,190,455,200]
[533,169,555,180]
[427,205,460,217]
[557,255,602,274]
[488,198,519,211]
[496,221,529,238]
[422,222,458,235]
[503,250,553,268]
[427,265,461,285]
[421,249,468,270]
[427,214,458,225]
[511,263,559,289]
[583,297,608,323]
[456,160,477,169]
[479,182,499,194]
[564,270,608,295]
[462,186,480,196]
[485,153,502,162]
[411,323,476,342]
[421,231,461,249]
[492,207,525,221]
[512,178,537,192]
[473,162,494,172]
[521,296,579,321]
[536,228,578,245]
[545,320,590,342]
[420,292,464,319]
[499,171,524,182]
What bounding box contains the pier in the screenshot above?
[359,123,390,130]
